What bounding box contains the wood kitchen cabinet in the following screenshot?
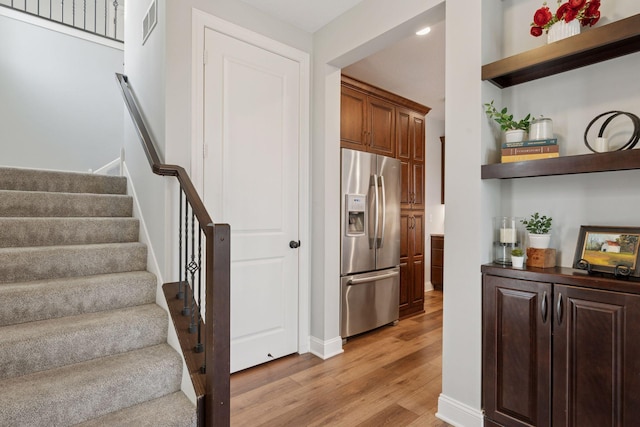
[397,107,425,210]
[400,211,424,318]
[340,83,396,157]
[430,235,443,291]
[482,265,640,427]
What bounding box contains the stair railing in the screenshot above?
[115,73,230,427]
[1,0,124,42]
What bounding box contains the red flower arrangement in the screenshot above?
[530,0,601,37]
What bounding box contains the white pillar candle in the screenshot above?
[595,137,609,152]
[500,228,517,244]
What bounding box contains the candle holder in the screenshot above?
[494,216,524,265]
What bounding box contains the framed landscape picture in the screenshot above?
[573,226,640,277]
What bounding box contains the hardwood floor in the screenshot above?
[230,291,449,426]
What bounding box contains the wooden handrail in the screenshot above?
[115,73,230,426]
[115,73,213,231]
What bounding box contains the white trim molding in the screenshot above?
[436,393,484,427]
[309,336,344,360]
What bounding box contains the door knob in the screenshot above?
[289,240,301,249]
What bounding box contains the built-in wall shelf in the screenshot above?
[481,149,640,179]
[482,14,640,88]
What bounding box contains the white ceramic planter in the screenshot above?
[505,129,526,143]
[529,233,551,249]
[511,256,525,268]
[548,20,581,44]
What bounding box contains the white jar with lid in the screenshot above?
[530,117,553,140]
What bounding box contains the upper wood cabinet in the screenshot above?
[341,75,430,160]
[397,107,425,210]
[340,85,396,157]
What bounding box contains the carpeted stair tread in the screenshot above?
[75,392,197,427]
[0,189,133,217]
[0,344,183,427]
[0,217,139,247]
[0,304,168,380]
[0,242,147,283]
[0,167,127,194]
[0,271,156,326]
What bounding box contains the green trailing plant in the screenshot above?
[511,248,524,257]
[484,100,531,132]
[521,212,552,234]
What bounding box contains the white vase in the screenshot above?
[505,129,526,143]
[529,233,551,249]
[511,256,525,268]
[547,20,581,44]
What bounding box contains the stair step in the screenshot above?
[0,242,147,284]
[0,167,127,194]
[0,189,133,217]
[0,217,139,248]
[75,392,197,427]
[0,271,157,326]
[0,304,168,380]
[0,344,182,427]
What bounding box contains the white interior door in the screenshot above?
[203,28,300,373]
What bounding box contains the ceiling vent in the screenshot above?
[142,0,157,45]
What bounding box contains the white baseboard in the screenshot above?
[309,336,344,360]
[425,281,435,292]
[93,157,122,176]
[436,393,484,427]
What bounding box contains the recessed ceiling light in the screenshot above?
[416,27,431,36]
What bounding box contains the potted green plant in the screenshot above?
[484,100,532,143]
[511,248,525,268]
[521,212,552,249]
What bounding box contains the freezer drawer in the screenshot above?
[340,267,400,338]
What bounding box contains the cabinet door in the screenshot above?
[340,86,367,150]
[431,236,444,290]
[396,108,412,208]
[367,96,396,157]
[410,114,425,210]
[399,212,411,314]
[552,285,640,427]
[399,211,425,318]
[411,258,424,307]
[483,275,551,427]
[397,108,425,210]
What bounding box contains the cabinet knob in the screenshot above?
[289,240,300,249]
[541,291,548,323]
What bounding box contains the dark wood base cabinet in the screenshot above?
[482,265,640,427]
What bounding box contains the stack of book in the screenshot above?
[501,138,559,163]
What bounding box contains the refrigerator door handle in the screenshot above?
[378,175,386,249]
[348,271,398,284]
[371,174,379,250]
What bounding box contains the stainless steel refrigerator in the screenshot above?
[340,148,401,338]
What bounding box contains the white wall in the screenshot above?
[425,117,445,287]
[0,13,123,172]
[123,0,168,274]
[437,0,485,423]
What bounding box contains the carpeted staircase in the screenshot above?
[0,167,196,427]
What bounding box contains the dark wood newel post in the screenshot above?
[205,224,230,426]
